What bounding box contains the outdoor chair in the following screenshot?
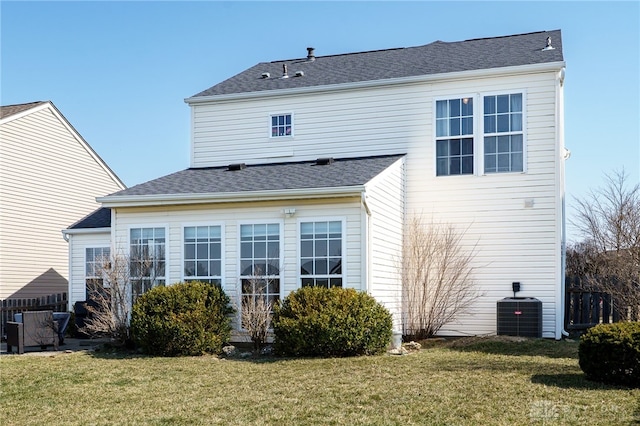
[6,310,59,354]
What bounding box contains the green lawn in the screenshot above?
[1,338,638,425]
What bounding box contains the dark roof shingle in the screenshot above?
[106,155,405,198]
[192,30,563,98]
[69,207,112,229]
[0,101,46,119]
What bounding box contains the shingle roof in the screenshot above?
[0,101,46,119]
[68,207,112,229]
[192,30,563,98]
[106,155,405,198]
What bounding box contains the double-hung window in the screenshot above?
[300,220,343,288]
[184,225,222,285]
[240,224,280,306]
[484,93,524,173]
[436,98,474,176]
[85,247,110,300]
[130,227,166,302]
[270,114,292,137]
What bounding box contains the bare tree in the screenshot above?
[83,250,156,345]
[402,216,480,339]
[240,275,274,354]
[571,169,640,320]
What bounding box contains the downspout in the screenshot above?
[361,192,372,295]
[556,67,570,339]
[62,229,72,311]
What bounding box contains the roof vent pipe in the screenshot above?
[542,36,555,51]
[282,64,289,78]
[307,47,315,61]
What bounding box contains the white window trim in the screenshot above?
[433,93,479,178]
[268,112,294,139]
[127,224,169,284]
[296,217,347,289]
[480,90,528,175]
[180,222,225,286]
[433,91,528,177]
[236,219,284,331]
[85,246,110,280]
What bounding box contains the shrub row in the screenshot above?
[578,322,640,387]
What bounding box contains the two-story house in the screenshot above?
[67,30,567,340]
[0,101,125,303]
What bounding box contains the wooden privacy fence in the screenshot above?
[1,292,68,337]
[564,276,625,331]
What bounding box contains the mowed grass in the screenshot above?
[1,338,638,425]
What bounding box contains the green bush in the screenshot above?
[272,287,392,357]
[131,281,234,356]
[578,322,640,387]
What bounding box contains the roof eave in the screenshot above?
[62,227,112,235]
[185,61,566,104]
[97,186,365,208]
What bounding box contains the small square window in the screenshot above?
[271,114,292,137]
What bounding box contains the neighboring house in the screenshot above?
[0,101,125,302]
[68,30,568,339]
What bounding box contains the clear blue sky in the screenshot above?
[1,1,638,242]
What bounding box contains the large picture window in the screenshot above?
[130,227,166,301]
[300,221,342,288]
[240,224,280,306]
[484,93,524,173]
[436,98,474,176]
[184,226,222,285]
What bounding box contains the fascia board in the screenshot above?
[185,61,566,105]
[97,186,365,208]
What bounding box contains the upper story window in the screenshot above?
[271,114,292,137]
[484,94,524,173]
[435,98,474,176]
[184,225,222,285]
[130,227,166,301]
[300,220,343,288]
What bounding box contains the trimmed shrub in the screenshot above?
[272,287,392,357]
[578,322,640,386]
[131,281,234,356]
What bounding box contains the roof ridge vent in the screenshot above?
[315,157,334,166]
[307,47,315,61]
[227,163,247,171]
[542,36,555,51]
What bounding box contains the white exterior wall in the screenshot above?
[0,105,124,300]
[364,158,405,334]
[66,231,111,307]
[110,198,364,335]
[189,67,564,338]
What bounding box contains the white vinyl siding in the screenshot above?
[0,105,124,300]
[67,231,112,307]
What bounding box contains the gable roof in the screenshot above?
[99,154,404,206]
[190,30,563,99]
[0,101,46,119]
[68,207,112,229]
[0,100,126,190]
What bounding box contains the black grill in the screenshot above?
[497,297,542,338]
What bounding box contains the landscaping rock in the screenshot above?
[388,346,409,356]
[221,345,238,357]
[403,341,421,351]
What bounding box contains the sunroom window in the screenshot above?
[240,224,281,306]
[183,225,222,285]
[300,221,343,288]
[130,227,166,302]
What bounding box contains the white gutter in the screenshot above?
[62,227,112,240]
[97,186,365,208]
[185,62,566,104]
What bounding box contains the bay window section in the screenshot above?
[184,225,222,285]
[240,224,280,306]
[436,97,474,176]
[130,227,166,302]
[300,221,343,288]
[484,93,524,173]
